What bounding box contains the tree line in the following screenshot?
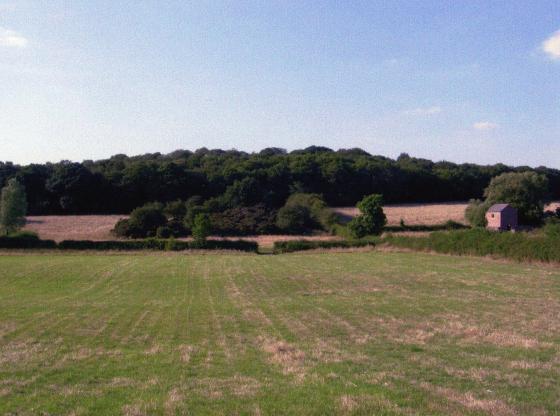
[1,146,559,215]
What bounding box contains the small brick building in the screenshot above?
[486,203,518,231]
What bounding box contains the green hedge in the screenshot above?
[273,239,376,254]
[0,237,257,252]
[384,220,468,232]
[0,234,57,249]
[58,239,258,252]
[384,228,560,263]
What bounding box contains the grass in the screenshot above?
[1,251,559,415]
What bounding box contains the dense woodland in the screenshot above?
[1,146,559,215]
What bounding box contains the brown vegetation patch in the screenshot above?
[192,375,262,398]
[122,404,148,416]
[336,201,560,226]
[0,340,47,365]
[334,202,469,225]
[145,344,162,355]
[395,317,550,349]
[421,382,517,416]
[25,215,126,242]
[177,344,195,363]
[109,377,135,388]
[259,336,306,379]
[164,388,183,416]
[508,360,553,370]
[339,395,358,412]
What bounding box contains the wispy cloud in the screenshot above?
[542,30,560,60]
[473,121,498,131]
[403,106,442,116]
[0,27,28,48]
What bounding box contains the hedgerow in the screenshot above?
[384,228,560,263]
[0,232,56,249]
[273,239,376,254]
[0,237,257,252]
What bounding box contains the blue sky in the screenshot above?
[1,1,559,166]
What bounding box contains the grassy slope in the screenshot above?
[0,252,559,415]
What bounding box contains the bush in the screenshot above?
[210,205,277,235]
[465,199,490,227]
[384,229,560,263]
[348,194,387,238]
[273,239,376,254]
[192,213,211,243]
[384,220,469,232]
[275,193,336,234]
[56,238,258,252]
[164,200,187,220]
[543,222,560,239]
[113,218,131,237]
[114,204,168,238]
[0,233,56,249]
[276,205,314,233]
[156,226,172,239]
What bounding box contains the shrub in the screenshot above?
[275,193,336,234]
[210,205,277,235]
[113,218,131,237]
[56,238,258,252]
[543,222,560,239]
[276,205,314,233]
[348,194,387,238]
[156,226,172,239]
[383,221,469,232]
[117,204,168,238]
[465,199,489,227]
[192,213,211,244]
[0,234,56,249]
[164,200,187,220]
[273,239,376,254]
[0,178,27,235]
[384,229,560,263]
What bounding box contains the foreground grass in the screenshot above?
[0,252,559,415]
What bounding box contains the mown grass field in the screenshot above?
[1,251,559,415]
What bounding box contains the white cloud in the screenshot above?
[473,121,499,131]
[403,106,442,116]
[542,30,560,60]
[0,28,28,48]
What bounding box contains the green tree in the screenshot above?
[483,172,549,225]
[192,213,211,244]
[465,199,491,227]
[348,194,387,238]
[113,203,167,238]
[0,178,28,235]
[276,205,313,233]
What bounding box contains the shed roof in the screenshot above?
[487,203,512,213]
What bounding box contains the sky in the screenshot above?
[0,1,559,167]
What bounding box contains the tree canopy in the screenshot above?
[0,148,558,215]
[0,178,27,235]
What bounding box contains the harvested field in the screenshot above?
[23,201,560,242]
[335,201,560,226]
[1,251,559,415]
[334,202,470,225]
[25,215,126,242]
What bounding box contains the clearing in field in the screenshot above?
[1,251,559,415]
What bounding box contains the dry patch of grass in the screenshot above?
[177,344,195,363]
[259,336,306,379]
[420,382,517,416]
